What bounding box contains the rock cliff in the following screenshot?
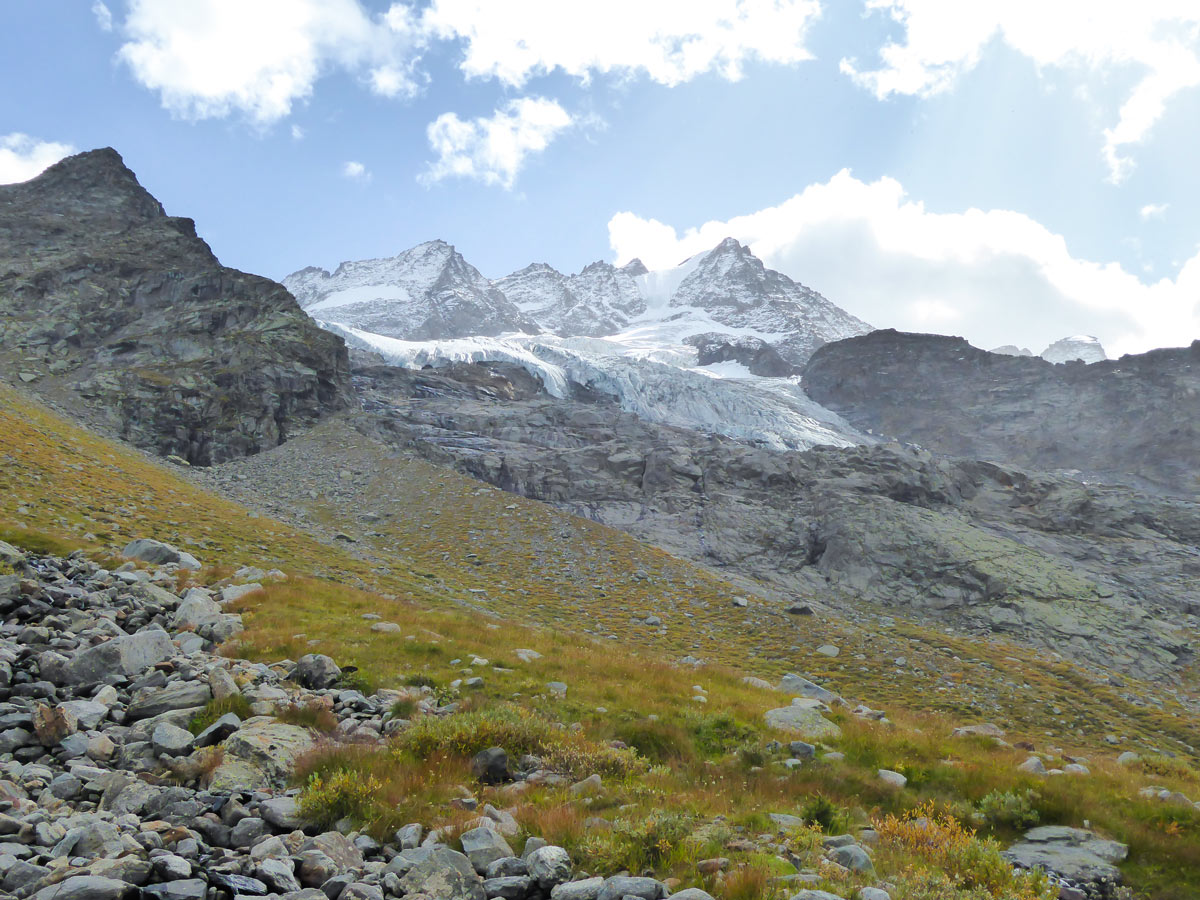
[802,330,1200,494]
[0,148,350,465]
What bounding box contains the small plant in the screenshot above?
[800,794,851,834]
[298,768,382,828]
[276,700,339,733]
[874,803,1056,900]
[337,668,375,694]
[578,810,694,872]
[686,711,756,758]
[977,788,1041,830]
[188,694,253,735]
[404,673,438,689]
[390,697,418,719]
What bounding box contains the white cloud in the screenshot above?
[290,124,305,141]
[422,97,572,189]
[421,0,821,87]
[1140,202,1169,219]
[92,1,113,31]
[608,170,1200,357]
[117,0,426,124]
[841,1,1200,183]
[342,160,370,180]
[0,134,77,184]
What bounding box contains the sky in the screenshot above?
[2,1,1199,357]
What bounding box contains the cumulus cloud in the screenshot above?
[421,0,821,86]
[608,170,1200,357]
[91,1,113,31]
[422,97,572,189]
[1140,202,1169,220]
[841,1,1200,182]
[342,161,370,180]
[0,134,77,184]
[117,0,426,124]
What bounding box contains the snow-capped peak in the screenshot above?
[283,241,538,340]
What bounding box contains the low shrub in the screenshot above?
[277,700,339,733]
[977,788,1041,830]
[298,768,382,828]
[398,703,644,780]
[800,794,851,834]
[686,711,756,758]
[404,673,438,688]
[390,697,418,719]
[874,803,1056,900]
[578,810,694,872]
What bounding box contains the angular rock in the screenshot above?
[33,876,134,900]
[595,876,666,900]
[64,628,173,684]
[293,654,342,690]
[208,718,316,790]
[397,846,487,900]
[461,825,514,873]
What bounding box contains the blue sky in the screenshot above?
[2,0,1198,356]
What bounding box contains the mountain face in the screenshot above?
[802,329,1200,493]
[349,360,1199,682]
[494,258,647,336]
[285,237,870,364]
[652,237,871,364]
[0,148,350,465]
[284,240,540,340]
[283,237,871,450]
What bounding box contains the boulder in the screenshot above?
[765,706,841,739]
[527,845,573,888]
[122,538,202,570]
[778,674,842,705]
[397,846,486,900]
[551,877,604,900]
[1004,826,1127,885]
[207,718,317,790]
[33,876,134,900]
[64,627,173,684]
[292,654,341,689]
[461,825,514,873]
[127,681,212,720]
[596,876,666,900]
[472,746,512,784]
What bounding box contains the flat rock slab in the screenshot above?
[1004,826,1128,885]
[764,705,841,739]
[207,717,316,790]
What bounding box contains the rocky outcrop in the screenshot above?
[802,329,1200,494]
[343,361,1200,680]
[686,334,797,376]
[0,148,351,465]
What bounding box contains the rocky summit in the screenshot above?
[0,148,350,466]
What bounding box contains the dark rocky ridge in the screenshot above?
[0,148,351,465]
[348,362,1200,682]
[802,329,1200,494]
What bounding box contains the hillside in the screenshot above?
[3,379,1200,898]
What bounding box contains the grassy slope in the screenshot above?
[2,382,1199,898]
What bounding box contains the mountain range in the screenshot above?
[3,146,1200,899]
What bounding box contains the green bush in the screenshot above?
[800,794,851,834]
[578,810,694,872]
[188,694,253,735]
[977,788,1041,830]
[299,768,382,828]
[390,697,418,719]
[686,711,756,757]
[337,668,375,694]
[404,673,438,688]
